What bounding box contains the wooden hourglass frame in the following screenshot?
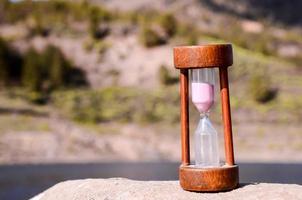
[173,44,239,192]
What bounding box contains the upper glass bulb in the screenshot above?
[191,68,215,113]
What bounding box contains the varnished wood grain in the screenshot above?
[180,69,190,165]
[179,165,239,192]
[173,44,233,69]
[219,67,235,165]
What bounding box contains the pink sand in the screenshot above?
[192,82,214,113]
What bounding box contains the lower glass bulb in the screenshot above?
[194,115,220,167]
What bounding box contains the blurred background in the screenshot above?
[0,0,301,199]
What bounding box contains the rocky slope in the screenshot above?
[0,0,301,165]
[31,178,302,200]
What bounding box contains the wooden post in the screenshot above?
[180,69,190,165]
[219,67,235,166]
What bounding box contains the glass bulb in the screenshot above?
[194,115,220,167]
[191,68,215,113]
[191,68,219,168]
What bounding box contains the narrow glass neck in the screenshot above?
[200,111,210,118]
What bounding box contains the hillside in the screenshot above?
[0,0,301,164]
[93,0,302,25]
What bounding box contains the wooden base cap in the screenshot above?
[179,164,239,192]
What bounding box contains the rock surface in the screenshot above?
[32,178,302,200]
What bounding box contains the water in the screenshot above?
[1,162,302,200]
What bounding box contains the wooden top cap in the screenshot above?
[173,44,233,69]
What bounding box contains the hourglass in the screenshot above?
[173,44,239,192]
